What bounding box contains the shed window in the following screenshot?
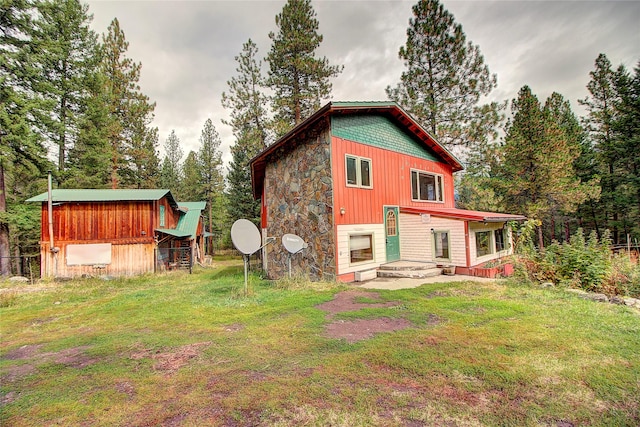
[411,170,443,202]
[350,234,374,264]
[159,205,165,227]
[346,155,372,189]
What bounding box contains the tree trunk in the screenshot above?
[0,163,10,276]
[537,223,545,252]
[208,198,213,256]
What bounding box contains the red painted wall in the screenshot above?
[331,136,455,226]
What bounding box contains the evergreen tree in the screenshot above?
[221,39,270,149]
[386,0,501,149]
[222,40,268,227]
[267,0,342,133]
[100,18,156,189]
[542,92,599,242]
[612,62,640,241]
[226,139,261,227]
[1,0,51,275]
[32,0,98,183]
[159,130,182,192]
[496,86,592,249]
[66,69,113,188]
[197,119,224,252]
[179,150,203,201]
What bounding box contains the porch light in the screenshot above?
[340,207,346,215]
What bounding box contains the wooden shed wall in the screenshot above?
[40,241,155,277]
[40,199,179,243]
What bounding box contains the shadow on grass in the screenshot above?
[208,265,244,279]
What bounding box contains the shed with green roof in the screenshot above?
[27,189,206,278]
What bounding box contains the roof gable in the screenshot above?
[332,114,439,162]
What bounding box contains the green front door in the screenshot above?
[384,206,400,262]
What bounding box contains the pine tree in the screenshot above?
[226,138,261,227]
[267,0,342,132]
[66,69,113,188]
[159,130,183,193]
[386,0,500,149]
[579,54,633,243]
[197,119,224,252]
[0,0,51,275]
[221,39,270,149]
[179,150,203,201]
[612,62,640,241]
[222,40,268,227]
[497,86,592,248]
[100,18,156,189]
[32,0,99,183]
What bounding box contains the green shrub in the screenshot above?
[556,229,612,292]
[607,253,640,298]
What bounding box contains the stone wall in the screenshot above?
[263,120,335,280]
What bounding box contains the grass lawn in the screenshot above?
[1,259,639,426]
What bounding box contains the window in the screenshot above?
[411,170,443,202]
[475,231,492,257]
[159,205,166,227]
[350,234,374,264]
[346,155,372,188]
[385,210,397,236]
[495,228,506,252]
[433,231,450,260]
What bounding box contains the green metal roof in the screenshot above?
[156,201,206,240]
[26,189,174,203]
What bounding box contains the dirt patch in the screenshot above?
[2,344,97,384]
[316,290,400,318]
[317,290,416,343]
[131,342,211,376]
[324,317,413,343]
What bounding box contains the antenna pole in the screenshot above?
[243,254,249,296]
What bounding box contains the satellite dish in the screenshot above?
[231,219,261,255]
[282,234,307,254]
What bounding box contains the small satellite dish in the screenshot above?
[282,233,307,254]
[231,219,261,255]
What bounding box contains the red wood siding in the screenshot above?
[331,137,455,226]
[40,199,177,244]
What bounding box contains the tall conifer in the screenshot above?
[386,0,500,149]
[267,0,342,133]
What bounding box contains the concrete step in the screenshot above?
[378,260,439,271]
[377,267,443,279]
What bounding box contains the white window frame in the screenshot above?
[349,233,375,265]
[494,228,507,253]
[411,169,444,202]
[345,155,373,189]
[431,229,451,262]
[475,230,493,257]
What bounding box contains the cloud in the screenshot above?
[85,0,639,166]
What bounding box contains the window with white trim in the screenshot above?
[475,231,492,257]
[350,234,374,264]
[432,230,450,260]
[346,155,372,188]
[411,170,443,202]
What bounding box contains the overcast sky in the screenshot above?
[85,0,639,168]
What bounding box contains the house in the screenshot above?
[250,101,525,282]
[26,189,206,278]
